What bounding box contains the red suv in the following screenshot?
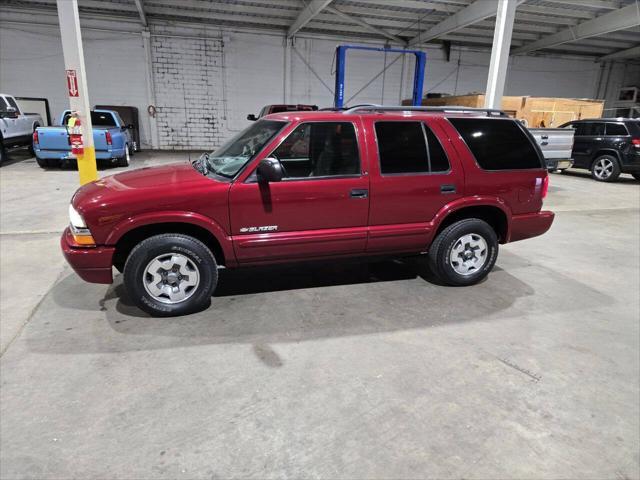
[62,106,554,316]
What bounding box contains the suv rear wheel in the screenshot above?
[123,234,218,316]
[591,155,620,182]
[428,218,498,286]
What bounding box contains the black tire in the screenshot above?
[36,157,50,168]
[116,144,131,167]
[632,174,640,182]
[0,143,5,165]
[428,218,498,286]
[123,234,218,317]
[591,155,621,182]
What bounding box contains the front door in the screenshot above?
[364,117,465,253]
[572,122,605,168]
[230,121,370,263]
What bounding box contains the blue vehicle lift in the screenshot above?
[333,45,427,109]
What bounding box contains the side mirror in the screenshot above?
[257,158,284,183]
[247,114,258,121]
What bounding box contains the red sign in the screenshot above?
[66,69,79,97]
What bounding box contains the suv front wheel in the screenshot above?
[428,219,498,286]
[123,234,218,316]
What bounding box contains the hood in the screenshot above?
[71,163,231,242]
[74,163,225,207]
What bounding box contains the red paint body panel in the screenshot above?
[62,110,555,284]
[61,227,114,284]
[509,211,555,242]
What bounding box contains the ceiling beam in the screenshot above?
[407,0,525,46]
[287,0,333,38]
[513,3,640,55]
[598,44,640,61]
[133,0,148,27]
[542,0,619,9]
[325,5,405,44]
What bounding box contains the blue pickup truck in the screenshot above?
[34,110,133,168]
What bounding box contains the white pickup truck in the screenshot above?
[528,127,575,172]
[0,93,44,164]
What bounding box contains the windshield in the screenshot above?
[205,120,286,178]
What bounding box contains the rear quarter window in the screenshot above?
[448,118,543,170]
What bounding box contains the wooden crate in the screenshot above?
[403,94,604,127]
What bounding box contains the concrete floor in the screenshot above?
[1,148,639,479]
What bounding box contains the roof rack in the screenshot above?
[342,105,508,117]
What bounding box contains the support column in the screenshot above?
[56,0,97,185]
[283,37,292,103]
[484,0,517,109]
[142,30,159,149]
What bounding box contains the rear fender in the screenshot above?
[104,211,236,266]
[591,149,621,165]
[429,196,513,243]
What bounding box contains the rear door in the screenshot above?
[229,120,370,263]
[365,117,464,253]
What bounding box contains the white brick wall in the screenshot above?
[151,34,225,150]
[1,12,635,152]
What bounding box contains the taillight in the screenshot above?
[32,130,39,144]
[105,131,112,145]
[541,175,549,199]
[632,138,640,148]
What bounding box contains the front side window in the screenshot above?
[375,121,450,174]
[605,123,628,136]
[205,120,286,178]
[449,118,542,170]
[5,96,19,112]
[270,122,360,178]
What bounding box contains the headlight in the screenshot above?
[68,204,95,246]
[68,204,86,229]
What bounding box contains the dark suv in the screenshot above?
[560,119,640,182]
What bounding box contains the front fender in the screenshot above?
[104,211,235,265]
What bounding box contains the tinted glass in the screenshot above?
[449,118,542,170]
[272,122,359,178]
[376,122,429,174]
[605,123,628,136]
[582,122,605,136]
[91,112,117,127]
[425,126,450,172]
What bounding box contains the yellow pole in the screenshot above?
[76,147,98,185]
[57,0,98,185]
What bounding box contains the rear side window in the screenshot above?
[583,122,605,136]
[375,122,450,174]
[449,118,542,170]
[605,123,628,136]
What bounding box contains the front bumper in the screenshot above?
[60,227,114,284]
[508,211,555,243]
